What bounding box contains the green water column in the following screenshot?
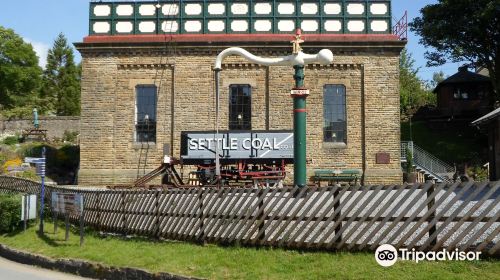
[292,65,307,187]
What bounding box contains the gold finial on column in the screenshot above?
[291,29,304,54]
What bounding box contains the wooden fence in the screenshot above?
[1,176,499,255]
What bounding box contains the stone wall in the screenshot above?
[76,41,404,186]
[0,116,80,140]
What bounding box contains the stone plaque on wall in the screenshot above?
[376,152,390,164]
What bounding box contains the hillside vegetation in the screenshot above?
[401,120,488,178]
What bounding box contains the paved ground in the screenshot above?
[0,256,93,280]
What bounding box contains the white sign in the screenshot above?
[290,89,310,95]
[25,157,45,164]
[21,195,37,221]
[181,131,294,162]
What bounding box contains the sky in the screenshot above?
[0,0,463,82]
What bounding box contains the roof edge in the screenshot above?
[472,107,500,126]
[81,34,403,44]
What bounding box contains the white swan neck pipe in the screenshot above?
[214,47,333,70]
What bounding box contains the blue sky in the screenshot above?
[0,0,463,82]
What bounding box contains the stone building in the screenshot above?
[76,0,405,185]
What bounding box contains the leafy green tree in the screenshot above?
[410,0,500,99]
[0,26,42,115]
[426,71,446,90]
[41,33,80,116]
[432,71,446,88]
[400,48,436,120]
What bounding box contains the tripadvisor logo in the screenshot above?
[375,244,398,267]
[375,244,482,267]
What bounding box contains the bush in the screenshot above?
[467,165,489,182]
[62,130,79,143]
[405,148,415,173]
[0,193,22,233]
[2,158,22,173]
[0,153,6,165]
[2,136,19,146]
[0,106,35,119]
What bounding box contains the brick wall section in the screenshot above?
[0,116,80,140]
[76,42,404,185]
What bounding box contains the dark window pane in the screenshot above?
[323,85,347,143]
[136,85,157,142]
[229,84,251,130]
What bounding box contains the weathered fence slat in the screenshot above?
[447,183,499,250]
[370,182,434,249]
[279,187,315,245]
[266,187,307,244]
[0,176,498,256]
[200,187,234,240]
[279,186,328,246]
[298,184,350,247]
[399,181,467,249]
[238,187,273,242]
[417,182,486,249]
[315,183,364,247]
[337,184,388,249]
[458,195,500,251]
[251,187,292,245]
[172,188,204,239]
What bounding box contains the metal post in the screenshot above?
[292,65,307,187]
[214,69,221,182]
[53,210,57,234]
[65,214,70,241]
[23,194,27,232]
[39,147,46,234]
[80,208,85,246]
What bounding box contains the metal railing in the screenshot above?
[401,141,456,182]
[393,10,408,40]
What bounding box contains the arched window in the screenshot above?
[135,85,157,142]
[229,84,252,130]
[323,85,346,143]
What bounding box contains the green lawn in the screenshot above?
[0,222,499,279]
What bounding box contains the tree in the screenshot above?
[400,48,436,120]
[410,0,500,99]
[0,26,42,115]
[428,71,446,90]
[41,33,80,116]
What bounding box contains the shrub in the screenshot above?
[2,158,22,173]
[62,130,79,143]
[0,193,22,233]
[17,170,39,181]
[467,165,489,182]
[405,148,415,173]
[2,136,19,146]
[0,153,6,165]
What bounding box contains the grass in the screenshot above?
[0,222,499,279]
[401,121,487,165]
